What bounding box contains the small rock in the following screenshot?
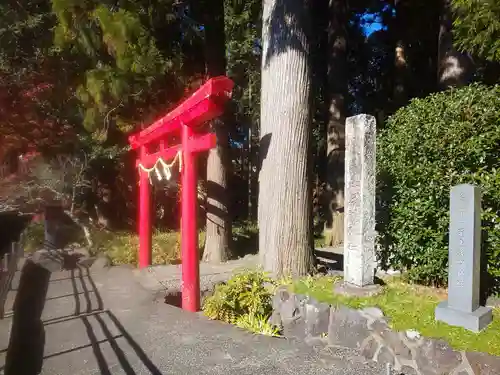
[377,346,395,367]
[272,285,291,309]
[361,307,385,320]
[268,311,282,327]
[283,316,307,340]
[304,335,327,349]
[328,305,371,349]
[305,300,331,337]
[465,351,500,375]
[30,249,50,263]
[400,365,419,375]
[405,330,421,340]
[277,293,308,339]
[371,319,390,335]
[415,339,462,375]
[378,330,412,360]
[378,327,412,360]
[279,295,300,321]
[361,336,379,361]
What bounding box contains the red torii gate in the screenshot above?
[128,76,234,312]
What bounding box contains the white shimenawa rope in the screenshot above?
[138,151,182,184]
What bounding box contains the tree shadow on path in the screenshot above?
[3,252,163,375]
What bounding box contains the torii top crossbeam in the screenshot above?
[128,76,234,152]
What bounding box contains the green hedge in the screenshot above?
[377,84,500,293]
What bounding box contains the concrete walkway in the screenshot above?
[0,252,392,375]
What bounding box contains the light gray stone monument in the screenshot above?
[335,114,379,296]
[435,184,492,332]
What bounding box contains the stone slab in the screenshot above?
[435,301,493,333]
[447,184,482,314]
[343,114,377,288]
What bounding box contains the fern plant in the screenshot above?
[202,269,280,335]
[235,313,281,337]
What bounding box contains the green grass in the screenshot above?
[92,229,205,266]
[21,220,203,265]
[293,275,500,356]
[22,219,258,267]
[314,235,325,249]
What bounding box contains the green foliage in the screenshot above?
[224,0,261,141]
[22,222,46,253]
[452,0,500,62]
[377,84,500,291]
[234,313,281,336]
[203,269,279,335]
[51,0,176,137]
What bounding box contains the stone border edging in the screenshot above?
[270,286,500,375]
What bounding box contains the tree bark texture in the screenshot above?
[437,0,474,89]
[259,0,315,277]
[202,0,232,263]
[322,0,348,248]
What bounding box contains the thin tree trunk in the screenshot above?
[391,1,411,110]
[202,0,232,263]
[393,40,409,105]
[65,210,93,248]
[323,0,347,248]
[437,0,474,89]
[259,0,315,277]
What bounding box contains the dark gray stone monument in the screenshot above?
[435,184,492,332]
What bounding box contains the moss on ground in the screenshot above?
[293,275,500,356]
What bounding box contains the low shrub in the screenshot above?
[377,84,500,292]
[22,221,45,253]
[202,269,280,336]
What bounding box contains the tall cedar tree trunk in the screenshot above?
[259,0,315,277]
[202,0,232,263]
[322,0,348,247]
[437,0,474,89]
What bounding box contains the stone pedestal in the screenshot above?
[435,184,492,332]
[342,114,378,290]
